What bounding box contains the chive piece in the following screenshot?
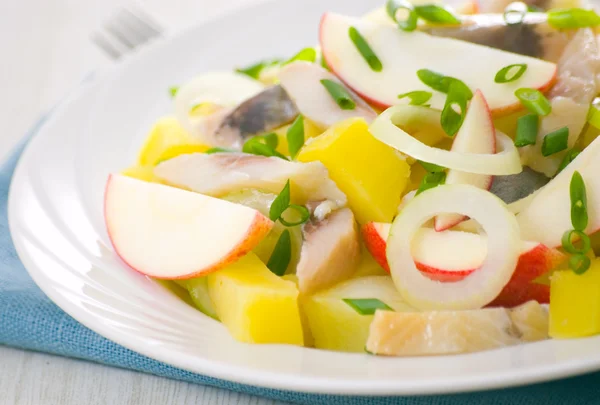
[364,346,375,355]
[321,79,356,110]
[417,171,446,195]
[269,180,291,221]
[267,230,292,276]
[417,69,448,93]
[541,127,569,157]
[556,148,581,175]
[279,204,310,227]
[398,91,433,106]
[285,47,317,64]
[287,115,305,159]
[570,254,591,275]
[570,171,588,231]
[243,139,287,160]
[205,147,235,154]
[169,86,179,97]
[548,8,600,29]
[561,230,591,255]
[503,1,527,25]
[343,298,393,315]
[514,114,539,147]
[527,5,543,12]
[418,160,445,173]
[495,64,528,84]
[515,88,552,116]
[414,5,461,25]
[348,27,383,72]
[236,59,282,79]
[416,70,473,99]
[320,54,330,71]
[387,0,419,31]
[441,81,469,137]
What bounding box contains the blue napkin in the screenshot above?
[2,117,600,405]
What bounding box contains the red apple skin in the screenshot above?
[361,222,566,306]
[319,13,558,115]
[104,174,274,280]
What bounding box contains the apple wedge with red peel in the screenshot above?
[517,136,600,248]
[435,90,496,231]
[105,174,273,279]
[319,13,556,112]
[361,222,565,305]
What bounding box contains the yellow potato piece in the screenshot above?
[121,165,161,183]
[550,259,600,339]
[303,276,413,352]
[138,116,209,166]
[208,253,304,345]
[297,118,410,224]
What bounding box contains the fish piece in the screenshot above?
[421,13,573,63]
[476,0,588,13]
[296,208,360,294]
[521,29,600,177]
[366,301,548,356]
[489,167,550,203]
[278,62,377,128]
[212,85,299,148]
[154,152,347,208]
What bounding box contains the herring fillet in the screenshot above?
[154,153,347,207]
[366,301,548,356]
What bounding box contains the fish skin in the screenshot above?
[212,85,299,148]
[366,301,548,356]
[490,167,550,204]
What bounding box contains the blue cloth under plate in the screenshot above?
[2,116,600,405]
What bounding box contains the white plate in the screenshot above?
[8,0,600,396]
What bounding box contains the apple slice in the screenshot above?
[517,136,600,248]
[361,222,565,305]
[319,13,556,113]
[105,174,273,279]
[435,90,496,231]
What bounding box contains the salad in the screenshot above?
[105,0,600,356]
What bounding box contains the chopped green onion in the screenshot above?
[418,160,445,173]
[514,114,539,147]
[416,70,473,99]
[267,230,291,276]
[441,81,469,137]
[414,4,461,25]
[348,27,383,72]
[503,1,527,25]
[236,59,281,79]
[570,171,588,231]
[561,230,591,255]
[386,0,418,31]
[169,86,179,97]
[269,180,310,227]
[570,253,591,275]
[243,137,288,160]
[285,47,317,64]
[515,88,552,116]
[587,102,600,130]
[320,79,356,110]
[287,115,305,159]
[342,298,393,315]
[548,8,600,29]
[527,5,543,12]
[320,54,330,70]
[398,91,433,105]
[417,171,446,195]
[269,180,291,221]
[495,64,528,83]
[205,147,235,154]
[364,346,374,355]
[541,127,569,157]
[279,204,310,227]
[556,148,581,175]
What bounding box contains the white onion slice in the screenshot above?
[174,72,264,140]
[369,106,523,175]
[387,184,521,310]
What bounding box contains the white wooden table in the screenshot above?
[0,0,289,403]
